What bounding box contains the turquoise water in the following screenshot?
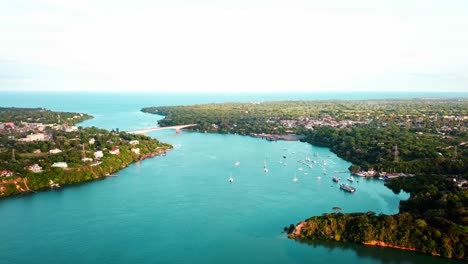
[0,92,465,264]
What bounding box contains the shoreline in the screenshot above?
[0,147,172,199]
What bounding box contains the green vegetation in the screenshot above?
[0,107,92,125]
[301,125,467,177]
[288,175,468,260]
[143,99,467,177]
[0,108,171,198]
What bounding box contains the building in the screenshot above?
[3,122,15,128]
[0,170,13,177]
[89,138,95,144]
[49,148,62,154]
[129,140,139,145]
[64,126,78,132]
[82,157,93,162]
[18,133,45,142]
[52,162,68,168]
[94,151,104,159]
[131,148,140,155]
[27,164,43,173]
[109,148,120,155]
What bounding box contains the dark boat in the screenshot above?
[332,176,339,183]
[340,183,356,193]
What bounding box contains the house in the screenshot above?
[52,162,68,168]
[0,170,13,177]
[129,140,139,145]
[64,126,78,132]
[131,148,140,155]
[94,151,104,159]
[89,138,95,144]
[82,157,93,162]
[4,122,15,128]
[18,133,45,142]
[49,148,62,154]
[27,164,43,173]
[109,148,120,155]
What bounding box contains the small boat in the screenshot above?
[293,173,298,182]
[347,176,354,182]
[264,160,268,173]
[228,173,234,183]
[234,161,240,166]
[332,176,339,182]
[316,176,321,180]
[340,183,356,193]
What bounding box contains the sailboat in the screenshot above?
[293,172,298,182]
[234,161,240,166]
[264,160,268,173]
[228,173,234,183]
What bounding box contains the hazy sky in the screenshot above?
[1,0,468,92]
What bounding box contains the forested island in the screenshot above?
[0,107,171,198]
[143,98,467,260]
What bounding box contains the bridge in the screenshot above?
[126,124,197,134]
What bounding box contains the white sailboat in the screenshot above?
[228,173,234,183]
[264,160,268,173]
[293,172,298,182]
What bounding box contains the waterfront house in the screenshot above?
[109,148,120,155]
[27,164,43,173]
[94,151,104,159]
[0,170,13,177]
[131,148,140,155]
[52,162,68,168]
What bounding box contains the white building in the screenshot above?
[129,140,139,145]
[49,148,62,154]
[82,157,93,162]
[131,148,140,155]
[89,138,95,144]
[0,170,13,177]
[52,162,68,168]
[109,148,120,155]
[19,133,45,142]
[94,151,104,159]
[64,126,78,132]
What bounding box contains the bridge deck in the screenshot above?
[126,124,197,134]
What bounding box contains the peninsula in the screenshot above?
[142,99,467,260]
[0,107,171,198]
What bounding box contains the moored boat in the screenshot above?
[332,176,339,182]
[340,183,356,193]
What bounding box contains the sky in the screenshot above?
[1,0,468,93]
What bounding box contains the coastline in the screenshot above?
[0,147,171,199]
